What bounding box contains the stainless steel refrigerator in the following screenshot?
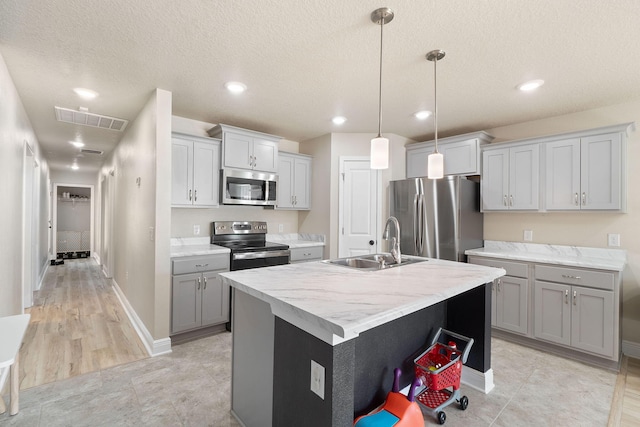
[389,175,483,262]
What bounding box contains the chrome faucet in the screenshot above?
[383,216,401,264]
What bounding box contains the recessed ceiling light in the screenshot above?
[517,79,544,92]
[332,116,347,125]
[224,81,247,94]
[71,164,79,170]
[414,110,432,120]
[73,88,99,99]
[69,141,85,148]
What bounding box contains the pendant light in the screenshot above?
[426,49,445,179]
[370,7,394,170]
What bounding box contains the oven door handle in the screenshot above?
[232,250,290,260]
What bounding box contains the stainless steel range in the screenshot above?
[211,221,289,331]
[211,221,290,270]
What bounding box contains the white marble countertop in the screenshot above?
[465,241,626,272]
[221,257,504,345]
[266,233,325,249]
[170,237,230,258]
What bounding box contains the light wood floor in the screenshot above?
[18,258,148,389]
[609,356,640,426]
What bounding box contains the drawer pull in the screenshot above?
[562,274,581,280]
[573,290,577,305]
[565,289,569,304]
[195,263,209,268]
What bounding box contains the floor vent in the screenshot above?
[54,106,128,131]
[80,148,104,155]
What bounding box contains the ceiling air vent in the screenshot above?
[80,148,104,155]
[54,106,128,131]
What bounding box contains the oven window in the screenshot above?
[226,178,266,201]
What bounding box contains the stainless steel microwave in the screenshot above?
[220,169,278,206]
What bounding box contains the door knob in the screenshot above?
[369,240,375,246]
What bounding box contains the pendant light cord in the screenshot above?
[433,56,438,153]
[377,18,384,138]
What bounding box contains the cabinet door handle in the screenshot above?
[574,193,579,206]
[189,189,193,201]
[565,289,569,304]
[582,192,586,206]
[509,195,513,207]
[503,195,507,206]
[203,276,207,290]
[194,189,197,202]
[294,195,297,205]
[573,290,577,305]
[197,277,201,290]
[497,279,501,292]
[561,274,581,280]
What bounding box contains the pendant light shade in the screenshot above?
[426,49,445,180]
[370,7,394,170]
[370,137,389,169]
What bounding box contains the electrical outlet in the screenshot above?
[523,230,533,242]
[193,225,200,235]
[608,233,620,247]
[278,224,284,233]
[310,360,325,399]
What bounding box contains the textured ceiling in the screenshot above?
[1,0,640,172]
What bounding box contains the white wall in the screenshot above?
[0,52,50,316]
[483,99,640,343]
[100,89,172,340]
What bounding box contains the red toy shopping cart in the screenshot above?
[413,328,474,425]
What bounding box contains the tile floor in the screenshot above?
[1,332,617,426]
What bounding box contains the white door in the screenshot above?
[339,158,380,257]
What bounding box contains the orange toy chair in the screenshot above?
[354,368,424,427]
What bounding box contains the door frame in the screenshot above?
[338,156,382,257]
[22,141,36,309]
[52,182,95,259]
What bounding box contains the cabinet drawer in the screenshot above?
[172,255,229,275]
[468,257,529,278]
[535,265,614,291]
[290,246,323,262]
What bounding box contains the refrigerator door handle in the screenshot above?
[418,194,425,255]
[413,194,419,255]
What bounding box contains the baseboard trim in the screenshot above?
[36,260,49,292]
[462,367,494,394]
[92,252,101,266]
[622,340,640,359]
[111,279,172,357]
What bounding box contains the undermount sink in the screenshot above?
[323,253,427,271]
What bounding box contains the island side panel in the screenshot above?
[231,289,275,427]
[353,301,447,416]
[445,283,491,372]
[273,317,355,427]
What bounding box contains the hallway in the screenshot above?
[19,259,148,389]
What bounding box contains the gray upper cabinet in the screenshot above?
[171,133,221,207]
[208,124,280,173]
[406,131,493,178]
[482,143,539,211]
[545,132,622,210]
[277,152,311,210]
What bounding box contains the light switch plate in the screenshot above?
[608,233,620,247]
[310,360,325,399]
[193,225,200,235]
[524,230,533,242]
[278,224,284,232]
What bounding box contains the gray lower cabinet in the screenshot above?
[534,265,616,358]
[468,257,529,335]
[171,254,230,335]
[289,246,323,263]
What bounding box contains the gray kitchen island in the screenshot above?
[220,257,504,427]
